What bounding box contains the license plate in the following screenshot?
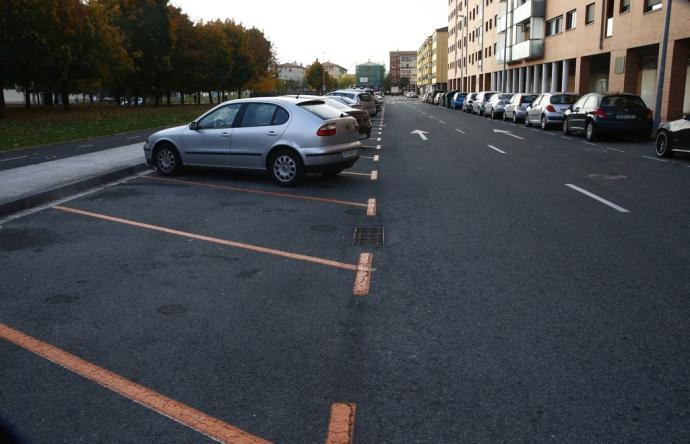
[617,115,635,120]
[342,149,357,159]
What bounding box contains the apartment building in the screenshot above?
[278,62,305,83]
[322,62,348,79]
[418,27,449,95]
[356,62,386,89]
[448,0,690,120]
[390,50,418,87]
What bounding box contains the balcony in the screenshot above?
[510,39,543,61]
[513,0,545,24]
[497,12,511,32]
[496,46,512,64]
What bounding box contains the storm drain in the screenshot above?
[353,227,384,246]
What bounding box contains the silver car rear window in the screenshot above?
[358,93,374,102]
[299,102,343,120]
[551,95,579,105]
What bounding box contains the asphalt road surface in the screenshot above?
[1,98,689,443]
[0,128,157,171]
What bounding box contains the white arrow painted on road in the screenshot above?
[493,129,525,140]
[411,130,429,141]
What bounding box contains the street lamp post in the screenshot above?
[654,0,673,129]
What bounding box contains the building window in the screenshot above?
[546,15,563,37]
[585,3,595,24]
[566,9,576,30]
[644,0,662,13]
[620,0,630,13]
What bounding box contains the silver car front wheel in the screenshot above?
[155,144,182,176]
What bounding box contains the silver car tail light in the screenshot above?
[317,123,337,136]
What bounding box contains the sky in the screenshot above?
[170,0,447,73]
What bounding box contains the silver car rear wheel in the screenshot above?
[270,149,304,187]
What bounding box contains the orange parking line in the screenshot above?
[0,323,271,444]
[143,176,367,208]
[353,253,373,296]
[366,198,376,216]
[324,403,356,444]
[54,206,360,272]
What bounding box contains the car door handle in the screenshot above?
[267,131,277,136]
[220,132,231,138]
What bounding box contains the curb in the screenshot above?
[0,163,149,219]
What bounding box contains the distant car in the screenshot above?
[326,90,377,117]
[144,97,361,187]
[484,93,514,119]
[525,93,579,129]
[563,93,653,141]
[463,93,478,112]
[443,90,459,108]
[504,93,538,123]
[472,91,499,115]
[656,114,690,157]
[407,92,418,98]
[434,92,446,105]
[451,92,467,110]
[287,95,372,139]
[424,92,434,103]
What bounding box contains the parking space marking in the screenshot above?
[0,155,29,162]
[370,170,378,181]
[455,129,465,134]
[366,198,377,216]
[353,253,373,297]
[439,120,446,124]
[360,155,379,162]
[487,145,506,154]
[126,136,141,140]
[376,138,382,142]
[641,155,666,162]
[605,147,626,153]
[376,144,381,150]
[325,403,356,444]
[565,184,630,213]
[583,141,597,146]
[54,206,371,275]
[142,176,369,210]
[0,323,270,444]
[373,154,379,162]
[78,144,94,149]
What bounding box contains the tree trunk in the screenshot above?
[89,94,94,104]
[180,92,185,105]
[0,90,6,118]
[166,91,171,105]
[44,92,53,106]
[62,91,70,110]
[217,91,221,103]
[208,91,213,104]
[24,91,31,108]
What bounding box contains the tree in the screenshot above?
[399,77,410,89]
[305,60,333,94]
[245,27,277,94]
[338,74,356,89]
[383,73,393,91]
[222,20,253,97]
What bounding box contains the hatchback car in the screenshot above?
[484,93,514,119]
[451,92,467,110]
[503,93,538,122]
[434,92,445,105]
[472,91,499,116]
[144,97,361,187]
[463,93,478,112]
[525,93,579,129]
[563,93,653,141]
[443,90,459,108]
[656,114,690,157]
[327,90,377,116]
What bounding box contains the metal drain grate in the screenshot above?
[353,226,384,246]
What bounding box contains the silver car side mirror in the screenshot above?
[189,121,199,130]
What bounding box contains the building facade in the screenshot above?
[356,62,386,89]
[322,62,348,79]
[389,50,418,87]
[417,27,450,95]
[278,62,305,83]
[448,0,690,120]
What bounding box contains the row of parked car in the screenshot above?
[421,89,690,156]
[144,90,387,187]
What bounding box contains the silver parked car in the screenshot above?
[503,93,538,123]
[463,93,478,112]
[484,93,514,119]
[144,97,361,187]
[326,90,377,116]
[525,93,579,129]
[472,91,499,116]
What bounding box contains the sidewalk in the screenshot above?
[0,142,148,219]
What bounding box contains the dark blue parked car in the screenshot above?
[452,92,467,110]
[563,93,653,141]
